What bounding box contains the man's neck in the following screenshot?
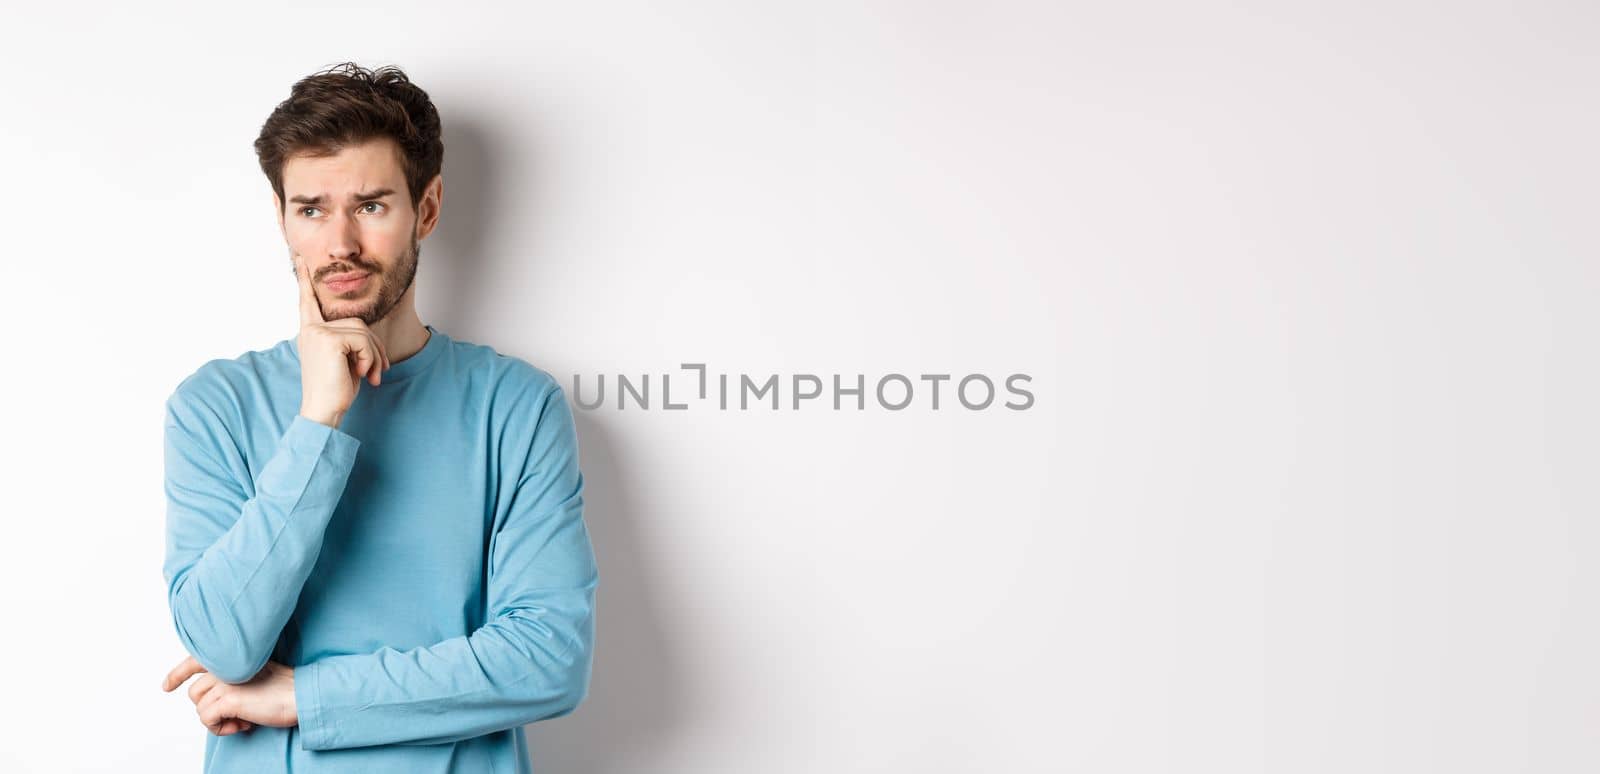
[367,307,431,366]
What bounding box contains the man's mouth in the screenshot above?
[324,271,371,294]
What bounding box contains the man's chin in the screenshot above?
[324,304,380,325]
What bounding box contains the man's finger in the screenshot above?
[324,320,390,369]
[188,672,217,705]
[323,317,392,371]
[332,329,385,386]
[163,656,206,692]
[218,718,254,736]
[295,253,324,327]
[198,687,229,731]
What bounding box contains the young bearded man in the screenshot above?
[157,63,599,773]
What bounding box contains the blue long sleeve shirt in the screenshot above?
[162,324,598,773]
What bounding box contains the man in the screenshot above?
[157,62,598,773]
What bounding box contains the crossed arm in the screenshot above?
[159,383,598,749]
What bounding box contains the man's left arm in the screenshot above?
[294,383,599,751]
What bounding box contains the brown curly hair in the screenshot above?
[254,62,443,212]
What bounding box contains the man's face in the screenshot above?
[275,137,420,326]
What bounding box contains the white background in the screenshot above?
[2,2,1596,772]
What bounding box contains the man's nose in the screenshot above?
[325,212,362,261]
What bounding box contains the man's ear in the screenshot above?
[272,191,286,237]
[414,174,443,242]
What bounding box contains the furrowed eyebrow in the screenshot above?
[288,188,396,206]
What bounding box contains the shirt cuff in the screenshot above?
[285,414,360,464]
[295,659,333,751]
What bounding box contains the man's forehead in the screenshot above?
[282,138,406,196]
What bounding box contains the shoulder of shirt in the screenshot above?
[437,331,566,407]
[164,336,295,424]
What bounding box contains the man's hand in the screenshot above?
[162,656,299,737]
[294,253,390,428]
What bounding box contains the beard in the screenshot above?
[312,235,420,326]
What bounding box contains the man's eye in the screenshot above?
[360,202,385,214]
[299,207,321,217]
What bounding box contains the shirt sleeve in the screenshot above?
[293,383,599,751]
[163,392,361,685]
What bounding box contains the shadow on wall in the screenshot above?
[424,117,498,332]
[427,111,685,772]
[527,412,684,772]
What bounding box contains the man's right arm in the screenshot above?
[162,388,359,684]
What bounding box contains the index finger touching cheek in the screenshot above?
[295,253,324,327]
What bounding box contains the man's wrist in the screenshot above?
[299,409,344,428]
[287,667,299,723]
